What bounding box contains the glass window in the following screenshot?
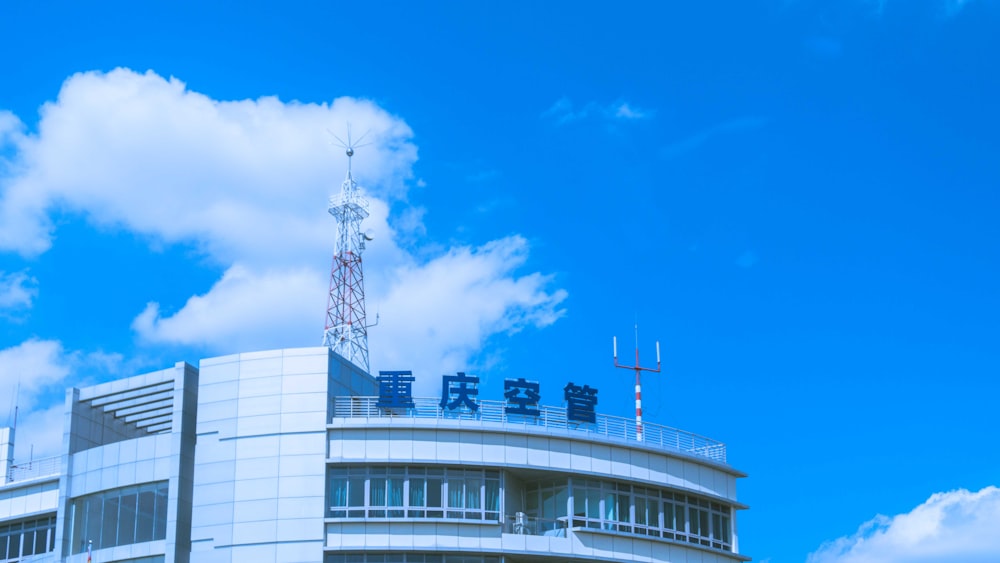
[36,521,49,554]
[119,491,137,545]
[136,488,155,543]
[485,478,500,520]
[408,478,425,517]
[370,477,387,517]
[635,496,647,526]
[388,478,404,517]
[71,482,168,554]
[102,495,120,549]
[326,467,500,522]
[0,516,55,559]
[447,476,464,518]
[6,530,19,560]
[85,495,103,550]
[689,506,700,536]
[21,528,35,556]
[427,477,443,517]
[154,483,168,540]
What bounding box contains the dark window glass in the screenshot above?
[427,478,443,517]
[154,483,168,540]
[85,496,103,552]
[136,489,155,542]
[348,477,365,506]
[102,495,119,549]
[21,528,34,556]
[35,520,52,553]
[6,531,18,559]
[119,492,138,545]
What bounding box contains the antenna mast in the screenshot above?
[323,126,375,373]
[613,325,661,442]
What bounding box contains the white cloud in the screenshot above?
[808,486,1000,563]
[0,338,126,460]
[0,339,72,413]
[543,97,652,125]
[0,338,83,459]
[132,264,326,351]
[0,68,416,263]
[372,235,567,393]
[615,102,651,120]
[0,109,25,148]
[11,402,65,460]
[2,68,566,378]
[0,270,37,309]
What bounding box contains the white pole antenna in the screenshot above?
[613,325,663,443]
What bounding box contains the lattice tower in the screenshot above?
[323,145,372,372]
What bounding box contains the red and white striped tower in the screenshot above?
[323,133,375,373]
[614,326,661,442]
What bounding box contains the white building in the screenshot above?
[1,346,747,563]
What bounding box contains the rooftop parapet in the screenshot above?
[331,396,727,465]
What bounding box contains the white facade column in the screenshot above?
[0,426,13,485]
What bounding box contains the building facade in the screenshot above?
[1,347,748,563]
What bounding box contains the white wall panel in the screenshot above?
[328,425,740,501]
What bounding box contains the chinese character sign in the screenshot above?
[440,372,480,411]
[504,378,541,416]
[376,370,415,409]
[564,382,598,423]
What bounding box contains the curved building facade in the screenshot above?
[0,347,747,563]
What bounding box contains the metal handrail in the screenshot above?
[6,455,61,483]
[503,513,567,536]
[331,397,727,464]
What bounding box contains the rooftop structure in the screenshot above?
[0,346,747,563]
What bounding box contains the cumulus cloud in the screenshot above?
[1,68,566,380]
[0,339,124,409]
[808,486,1000,563]
[0,109,25,148]
[0,340,75,460]
[132,264,326,350]
[0,68,416,262]
[0,270,37,309]
[373,235,567,393]
[0,339,72,412]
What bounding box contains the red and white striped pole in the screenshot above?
[615,328,661,442]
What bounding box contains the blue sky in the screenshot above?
[1,1,999,561]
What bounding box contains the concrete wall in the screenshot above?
[190,347,373,563]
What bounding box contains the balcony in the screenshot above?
[4,455,61,485]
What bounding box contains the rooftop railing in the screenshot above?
[331,397,727,464]
[5,455,61,484]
